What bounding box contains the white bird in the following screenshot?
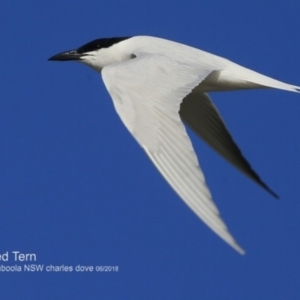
[49,36,300,254]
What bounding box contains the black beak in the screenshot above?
[48,49,83,61]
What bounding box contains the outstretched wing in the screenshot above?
[180,92,278,198]
[102,53,245,254]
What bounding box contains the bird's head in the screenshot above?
[48,37,131,71]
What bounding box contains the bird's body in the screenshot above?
[75,36,299,92]
[49,36,300,254]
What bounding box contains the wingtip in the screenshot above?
[259,182,279,200]
[232,242,246,255]
[238,249,246,256]
[270,191,280,200]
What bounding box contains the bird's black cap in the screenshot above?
[48,37,131,61]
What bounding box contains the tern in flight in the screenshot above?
[49,36,300,254]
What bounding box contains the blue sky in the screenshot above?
[1,0,300,299]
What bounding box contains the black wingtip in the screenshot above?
[244,165,279,199]
[240,164,279,200]
[261,184,279,200]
